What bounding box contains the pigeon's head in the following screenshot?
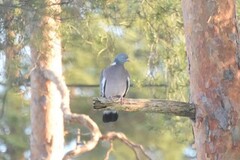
[114,53,129,64]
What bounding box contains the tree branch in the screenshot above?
[42,69,150,160]
[101,132,151,160]
[93,97,196,119]
[62,114,102,159]
[67,83,168,88]
[104,141,113,160]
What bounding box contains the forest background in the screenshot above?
[1,0,239,159]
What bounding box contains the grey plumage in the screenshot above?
[100,53,130,98]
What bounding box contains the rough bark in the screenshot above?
[93,97,195,118]
[182,0,240,159]
[30,0,63,159]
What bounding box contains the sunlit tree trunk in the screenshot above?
[182,0,240,159]
[30,0,64,159]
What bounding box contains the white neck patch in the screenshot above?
[111,62,116,66]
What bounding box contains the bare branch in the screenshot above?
[42,69,150,160]
[93,97,196,119]
[0,81,168,88]
[42,69,102,159]
[62,114,102,160]
[0,88,9,118]
[67,83,168,88]
[42,69,71,114]
[50,0,74,6]
[101,132,151,160]
[104,141,113,160]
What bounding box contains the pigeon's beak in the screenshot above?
[126,58,130,62]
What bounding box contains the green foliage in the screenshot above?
[0,89,29,159]
[60,0,188,101]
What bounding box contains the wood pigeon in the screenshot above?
[100,53,130,123]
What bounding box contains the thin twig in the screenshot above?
[62,114,102,160]
[67,83,168,88]
[101,132,151,160]
[104,141,114,160]
[0,88,9,119]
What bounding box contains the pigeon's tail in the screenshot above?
[102,110,118,123]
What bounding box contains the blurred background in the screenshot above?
[2,0,239,159]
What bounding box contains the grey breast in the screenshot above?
[101,64,129,98]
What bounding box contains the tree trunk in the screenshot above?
[182,0,240,159]
[30,1,64,159]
